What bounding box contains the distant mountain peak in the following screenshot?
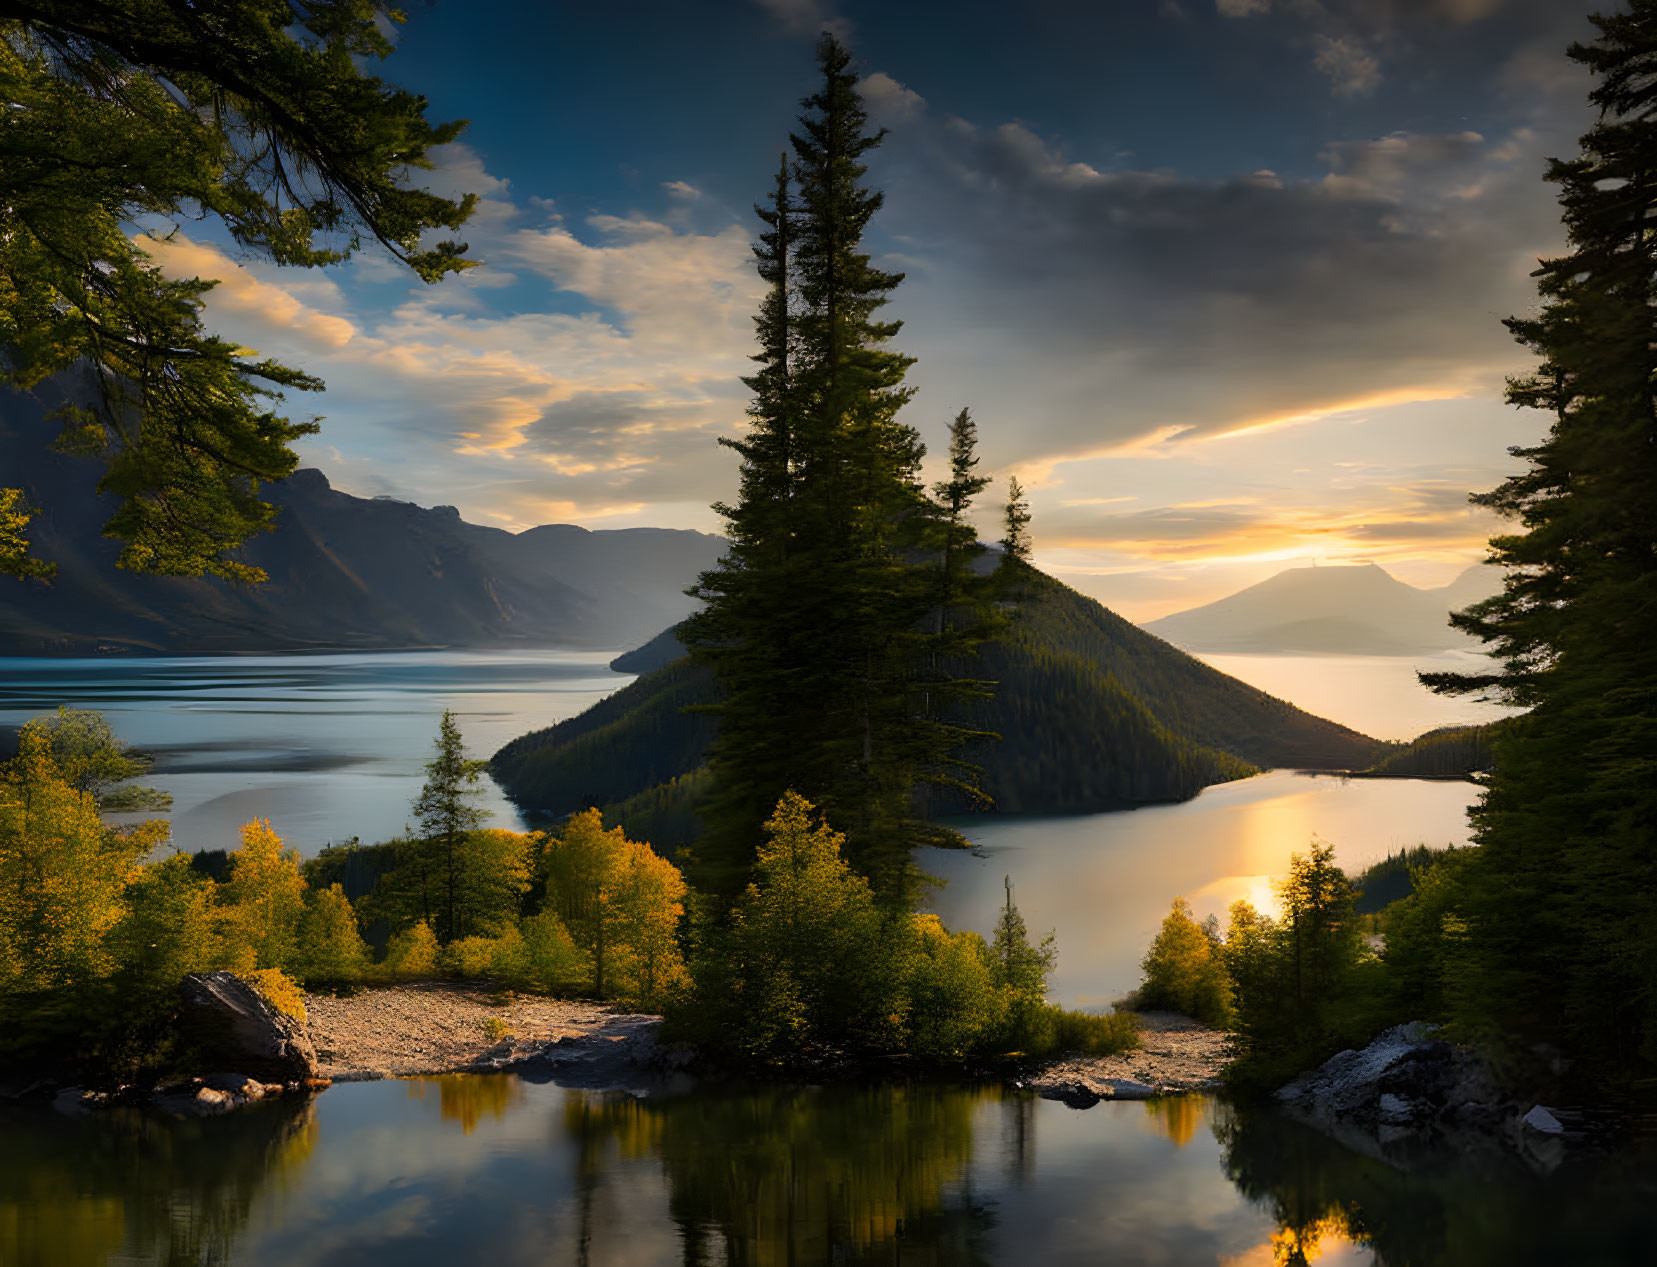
[1140,560,1497,656]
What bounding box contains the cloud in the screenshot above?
[138,234,358,349]
[1313,34,1383,96]
[752,0,850,39]
[866,83,1572,481]
[1037,482,1498,563]
[138,157,764,528]
[1216,0,1270,15]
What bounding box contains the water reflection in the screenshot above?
[1214,1101,1657,1266]
[566,1085,995,1266]
[0,1096,318,1267]
[406,1074,524,1134]
[1142,1094,1205,1148]
[8,1076,1657,1264]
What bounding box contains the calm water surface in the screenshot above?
[4,651,1652,1265]
[1194,649,1520,742]
[6,1076,1654,1266]
[0,651,630,856]
[925,771,1477,1009]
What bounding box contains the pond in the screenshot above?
[6,1074,1654,1266]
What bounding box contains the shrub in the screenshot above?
[1048,1008,1140,1057]
[383,920,439,980]
[244,968,306,1023]
[442,936,497,979]
[482,1016,513,1042]
[905,916,1003,1061]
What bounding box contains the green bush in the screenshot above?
[905,917,1003,1061]
[487,914,589,996]
[441,935,498,979]
[381,920,440,980]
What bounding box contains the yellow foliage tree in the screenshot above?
[384,919,440,980]
[220,819,306,975]
[0,722,157,995]
[1137,897,1233,1027]
[542,809,688,1003]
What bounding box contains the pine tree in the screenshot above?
[685,35,1004,904]
[1421,4,1657,1076]
[999,477,1032,568]
[0,2,477,578]
[412,711,492,943]
[990,876,1055,997]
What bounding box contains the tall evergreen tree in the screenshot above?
[412,710,491,943]
[1422,2,1657,1077]
[687,35,1003,904]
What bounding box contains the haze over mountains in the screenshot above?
[1,384,723,654]
[1140,562,1500,656]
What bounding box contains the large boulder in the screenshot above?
[176,972,320,1083]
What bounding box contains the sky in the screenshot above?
[143,0,1595,621]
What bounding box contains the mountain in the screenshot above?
[1139,562,1501,656]
[1,380,724,654]
[492,569,1382,847]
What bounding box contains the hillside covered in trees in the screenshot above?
[492,566,1379,848]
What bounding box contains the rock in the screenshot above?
[1037,1082,1101,1109]
[176,972,320,1084]
[1102,1078,1158,1100]
[1522,1105,1564,1135]
[52,1086,90,1117]
[1275,1023,1466,1125]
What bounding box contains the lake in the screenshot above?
[1194,648,1519,742]
[0,651,626,856]
[0,650,1480,1007]
[5,650,1649,1266]
[7,1075,1654,1266]
[924,770,1475,1009]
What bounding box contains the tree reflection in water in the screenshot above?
[1142,1094,1206,1149]
[1214,1101,1657,1266]
[0,1096,318,1267]
[406,1074,523,1134]
[563,1084,1004,1266]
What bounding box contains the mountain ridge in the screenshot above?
[1,381,724,655]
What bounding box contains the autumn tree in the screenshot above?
[0,0,477,578]
[296,883,370,989]
[1136,897,1232,1027]
[0,721,159,996]
[219,819,306,975]
[542,809,687,1002]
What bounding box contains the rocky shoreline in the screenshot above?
[1272,1022,1614,1172]
[18,975,1603,1173]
